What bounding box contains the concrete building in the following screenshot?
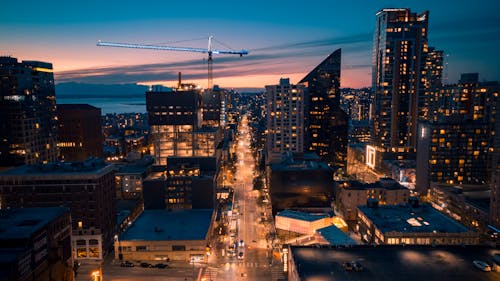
[265,78,306,163]
[0,207,73,281]
[267,152,333,214]
[356,203,479,245]
[299,49,347,171]
[275,209,347,235]
[0,56,58,167]
[335,178,410,221]
[0,159,116,261]
[115,209,214,263]
[371,9,429,162]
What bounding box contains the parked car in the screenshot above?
[154,263,168,269]
[473,260,492,272]
[120,261,134,267]
[140,262,153,268]
[352,261,364,272]
[342,262,353,271]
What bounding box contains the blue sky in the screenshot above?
[1,0,499,88]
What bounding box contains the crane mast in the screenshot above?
[97,36,248,90]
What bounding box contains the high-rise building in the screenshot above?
[416,74,499,193]
[300,49,347,170]
[265,78,305,162]
[422,47,444,121]
[57,104,103,161]
[371,9,429,161]
[201,85,226,128]
[0,159,117,261]
[147,85,221,166]
[0,56,58,166]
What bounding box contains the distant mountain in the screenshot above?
[55,82,150,99]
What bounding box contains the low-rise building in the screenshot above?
[115,209,214,263]
[0,207,73,281]
[267,152,333,214]
[356,203,479,245]
[115,157,154,199]
[287,245,499,281]
[335,178,410,221]
[429,182,490,234]
[275,209,347,235]
[0,159,116,261]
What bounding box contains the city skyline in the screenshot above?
[1,1,499,89]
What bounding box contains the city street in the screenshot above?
[203,114,284,281]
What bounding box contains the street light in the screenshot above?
[91,270,101,281]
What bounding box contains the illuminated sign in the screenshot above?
[366,145,376,168]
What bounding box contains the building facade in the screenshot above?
[0,56,58,167]
[0,207,73,281]
[265,78,305,162]
[143,157,217,210]
[267,153,333,214]
[371,9,429,161]
[335,178,410,221]
[300,49,347,171]
[57,104,103,162]
[146,86,222,166]
[0,159,116,261]
[416,74,499,193]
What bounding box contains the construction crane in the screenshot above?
[97,36,248,90]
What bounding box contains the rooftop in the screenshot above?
[277,210,328,222]
[0,159,111,177]
[290,245,499,281]
[358,204,470,234]
[338,178,408,190]
[0,207,69,240]
[316,225,356,246]
[120,209,213,241]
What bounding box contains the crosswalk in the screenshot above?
[200,266,218,281]
[271,266,286,281]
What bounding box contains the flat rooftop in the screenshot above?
[358,204,470,233]
[316,225,356,245]
[120,209,213,241]
[0,159,111,177]
[290,245,500,281]
[0,207,69,240]
[339,178,407,190]
[277,210,328,222]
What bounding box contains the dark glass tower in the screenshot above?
[300,48,347,171]
[371,9,429,160]
[0,56,58,166]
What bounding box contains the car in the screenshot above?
[342,262,353,271]
[238,252,244,260]
[352,261,364,272]
[239,240,245,247]
[473,260,492,272]
[154,263,168,269]
[140,262,153,268]
[120,261,134,267]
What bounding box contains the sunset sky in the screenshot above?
[1,0,499,89]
